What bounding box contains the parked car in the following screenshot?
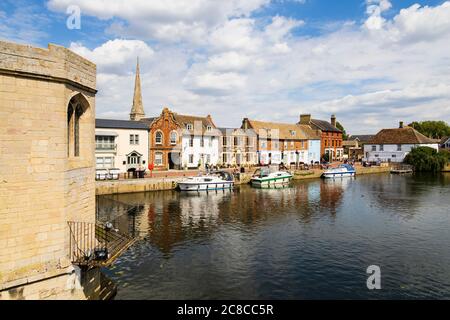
[96,169,108,180]
[108,168,121,180]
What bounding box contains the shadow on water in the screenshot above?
[98,173,450,299]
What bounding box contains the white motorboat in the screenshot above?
[251,167,293,188]
[178,171,234,191]
[321,164,356,179]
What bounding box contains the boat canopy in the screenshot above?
[340,164,355,171]
[215,171,234,182]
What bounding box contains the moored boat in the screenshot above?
[178,171,234,191]
[321,164,356,179]
[251,167,293,188]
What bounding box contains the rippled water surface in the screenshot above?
[98,173,450,299]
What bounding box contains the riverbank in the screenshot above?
[96,165,391,195]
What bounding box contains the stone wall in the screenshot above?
[96,178,179,195]
[0,41,97,299]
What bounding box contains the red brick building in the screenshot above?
[142,108,220,170]
[298,114,343,162]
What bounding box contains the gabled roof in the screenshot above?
[173,113,221,136]
[218,128,257,136]
[147,108,221,136]
[244,119,310,140]
[347,135,375,142]
[96,119,149,130]
[310,119,342,133]
[368,127,437,145]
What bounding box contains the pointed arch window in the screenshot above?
[67,104,74,157]
[67,94,89,158]
[74,104,83,157]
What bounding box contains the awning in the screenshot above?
[96,131,118,137]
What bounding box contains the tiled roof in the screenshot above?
[141,117,156,124]
[347,135,375,142]
[174,113,221,136]
[218,128,257,136]
[440,136,450,144]
[95,119,149,130]
[369,127,437,145]
[310,119,342,133]
[297,124,322,140]
[343,140,358,147]
[245,119,312,140]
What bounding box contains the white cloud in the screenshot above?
[70,39,154,75]
[364,0,392,30]
[47,0,270,42]
[54,0,450,133]
[185,72,248,95]
[209,19,263,53]
[388,2,450,43]
[265,15,304,41]
[206,52,252,72]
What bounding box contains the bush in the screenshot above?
[404,147,450,172]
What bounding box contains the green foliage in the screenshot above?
[404,147,450,172]
[322,153,330,162]
[408,121,450,139]
[336,121,348,140]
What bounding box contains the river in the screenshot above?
[97,173,450,299]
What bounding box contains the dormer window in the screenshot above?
[186,123,193,130]
[291,130,296,136]
[207,125,212,131]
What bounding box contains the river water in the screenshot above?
[98,173,450,299]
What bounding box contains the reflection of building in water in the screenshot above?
[98,191,236,254]
[96,179,353,256]
[358,174,438,219]
[319,179,346,214]
[178,192,230,226]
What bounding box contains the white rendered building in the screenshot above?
[95,119,149,173]
[364,123,439,163]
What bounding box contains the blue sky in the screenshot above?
[1,0,450,133]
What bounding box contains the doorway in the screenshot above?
[169,152,181,170]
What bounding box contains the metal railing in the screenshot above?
[68,221,136,268]
[95,144,117,151]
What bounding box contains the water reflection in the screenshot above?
[98,178,351,255]
[99,173,450,299]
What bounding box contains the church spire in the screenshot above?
[130,57,145,121]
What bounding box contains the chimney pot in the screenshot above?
[331,114,337,127]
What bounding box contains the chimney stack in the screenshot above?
[399,121,404,128]
[242,118,249,130]
[299,114,311,125]
[331,114,337,128]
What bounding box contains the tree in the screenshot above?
[404,146,449,172]
[408,121,450,139]
[336,121,348,140]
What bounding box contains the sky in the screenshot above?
[1,0,450,134]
